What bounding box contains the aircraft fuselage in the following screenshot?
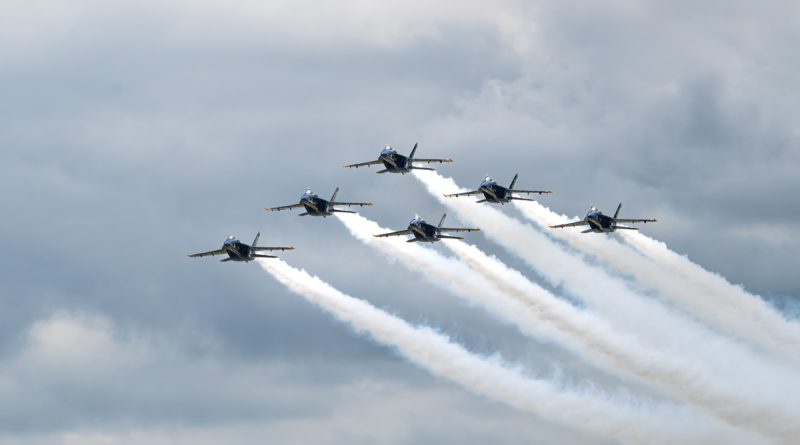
[379,149,412,174]
[222,238,254,261]
[479,180,512,203]
[300,193,333,216]
[408,219,440,242]
[585,211,616,233]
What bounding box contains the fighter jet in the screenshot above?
[343,143,452,174]
[549,203,657,233]
[187,233,294,262]
[265,187,372,217]
[374,213,480,243]
[444,174,551,204]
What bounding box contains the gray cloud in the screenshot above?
[1,0,797,443]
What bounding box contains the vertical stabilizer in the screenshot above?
[509,173,519,190]
[614,203,622,219]
[438,213,447,228]
[252,232,261,248]
[409,142,419,160]
[330,187,340,203]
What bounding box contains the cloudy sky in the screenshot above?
[1,1,798,444]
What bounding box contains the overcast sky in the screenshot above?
[1,1,798,444]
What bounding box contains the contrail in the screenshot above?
[512,198,800,365]
[258,258,763,445]
[335,212,797,442]
[412,170,800,439]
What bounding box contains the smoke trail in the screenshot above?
[512,197,800,365]
[335,212,797,441]
[259,258,763,445]
[411,170,800,439]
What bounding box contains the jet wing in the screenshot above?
[443,190,482,197]
[374,229,413,238]
[412,158,453,164]
[510,189,553,195]
[549,220,589,229]
[439,227,480,233]
[331,201,373,207]
[264,203,304,212]
[343,160,383,168]
[614,218,657,224]
[253,246,295,251]
[187,249,226,258]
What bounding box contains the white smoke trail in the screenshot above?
[259,258,764,445]
[512,197,800,365]
[412,170,800,440]
[334,212,796,442]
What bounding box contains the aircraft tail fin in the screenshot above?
[330,187,339,202]
[614,202,622,219]
[406,238,419,243]
[331,209,356,214]
[438,213,447,228]
[376,169,390,174]
[411,166,435,171]
[581,228,593,234]
[509,197,535,202]
[409,142,418,160]
[614,225,639,231]
[252,232,260,248]
[253,253,278,258]
[509,173,518,190]
[220,257,233,262]
[476,199,488,203]
[298,212,309,216]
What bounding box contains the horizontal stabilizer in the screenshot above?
[331,209,356,214]
[438,235,464,240]
[509,197,536,202]
[411,166,435,171]
[614,225,639,231]
[253,254,278,258]
[298,212,309,216]
[376,169,389,174]
[220,258,233,262]
[476,199,487,203]
[581,228,593,234]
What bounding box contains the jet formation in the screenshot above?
[188,142,657,261]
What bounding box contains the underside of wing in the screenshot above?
[614,218,657,224]
[443,190,482,197]
[343,160,382,168]
[549,220,589,229]
[412,158,453,164]
[264,203,304,212]
[439,227,480,233]
[510,189,552,195]
[253,246,295,251]
[374,229,413,238]
[187,249,226,258]
[331,201,373,207]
